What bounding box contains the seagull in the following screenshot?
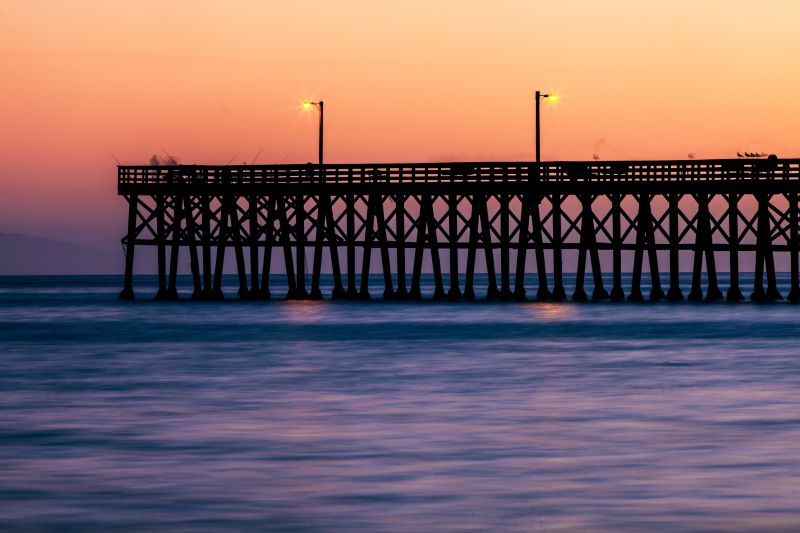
[737,152,744,158]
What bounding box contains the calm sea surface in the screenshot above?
[1,274,800,532]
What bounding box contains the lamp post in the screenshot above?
[535,91,558,163]
[535,90,561,301]
[299,100,325,301]
[302,100,324,165]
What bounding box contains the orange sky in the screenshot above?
[1,0,799,247]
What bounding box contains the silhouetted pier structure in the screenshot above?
[118,157,800,302]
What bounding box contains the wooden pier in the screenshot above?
[118,156,800,302]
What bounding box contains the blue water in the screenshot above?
[2,275,800,532]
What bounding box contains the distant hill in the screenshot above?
[0,233,124,275]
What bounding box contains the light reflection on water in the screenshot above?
[1,275,800,531]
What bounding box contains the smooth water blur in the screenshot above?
[1,275,800,532]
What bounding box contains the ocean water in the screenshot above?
[1,274,800,532]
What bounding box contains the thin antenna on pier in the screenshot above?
[109,153,122,165]
[161,147,179,165]
[251,148,263,165]
[226,153,239,165]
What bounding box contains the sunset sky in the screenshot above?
[2,0,800,247]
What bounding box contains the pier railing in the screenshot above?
[118,158,800,187]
